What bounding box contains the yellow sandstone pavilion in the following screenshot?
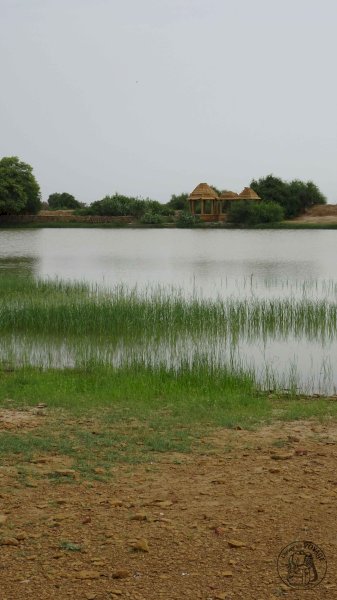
[188,183,260,221]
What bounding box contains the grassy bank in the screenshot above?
[0,364,260,473]
[1,275,337,470]
[1,365,337,474]
[0,364,257,424]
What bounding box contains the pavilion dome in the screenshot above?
[188,183,219,200]
[220,191,239,200]
[238,187,261,200]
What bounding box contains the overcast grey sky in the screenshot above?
[1,0,336,203]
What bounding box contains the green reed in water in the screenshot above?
[1,275,337,394]
[0,275,337,344]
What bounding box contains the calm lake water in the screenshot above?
[1,228,337,297]
[1,228,337,393]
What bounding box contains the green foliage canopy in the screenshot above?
[83,194,172,218]
[210,185,221,196]
[166,193,189,211]
[48,192,82,210]
[0,156,41,215]
[250,174,326,218]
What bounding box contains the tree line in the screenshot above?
[0,156,327,224]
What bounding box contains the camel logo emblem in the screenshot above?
[277,541,327,589]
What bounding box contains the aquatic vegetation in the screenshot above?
[0,276,337,393]
[1,276,337,341]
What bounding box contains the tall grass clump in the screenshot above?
[0,277,336,343]
[1,276,337,393]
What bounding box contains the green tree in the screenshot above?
[250,175,291,215]
[288,180,326,214]
[210,185,221,196]
[167,193,189,211]
[0,156,41,215]
[48,192,81,210]
[250,174,326,218]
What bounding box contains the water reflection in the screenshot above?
[0,332,336,395]
[0,256,38,277]
[0,228,336,297]
[1,228,337,393]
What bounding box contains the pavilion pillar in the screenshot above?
[201,200,204,215]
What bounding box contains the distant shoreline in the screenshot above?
[2,220,337,230]
[2,207,337,230]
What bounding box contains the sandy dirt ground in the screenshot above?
[1,416,337,600]
[288,204,337,224]
[287,215,337,224]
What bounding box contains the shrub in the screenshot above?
[140,212,164,224]
[253,202,284,224]
[228,201,252,225]
[228,201,284,226]
[176,213,201,227]
[86,195,134,216]
[84,194,169,219]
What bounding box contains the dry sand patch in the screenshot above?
[0,420,336,599]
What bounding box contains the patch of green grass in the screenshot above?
[277,398,337,421]
[144,431,193,453]
[0,364,265,470]
[60,541,82,552]
[271,439,288,448]
[0,364,259,423]
[0,366,336,475]
[0,430,74,459]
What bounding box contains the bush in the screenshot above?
[176,213,201,227]
[84,194,170,219]
[140,212,164,225]
[228,201,252,225]
[253,202,284,224]
[142,200,173,217]
[84,195,133,216]
[228,201,284,226]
